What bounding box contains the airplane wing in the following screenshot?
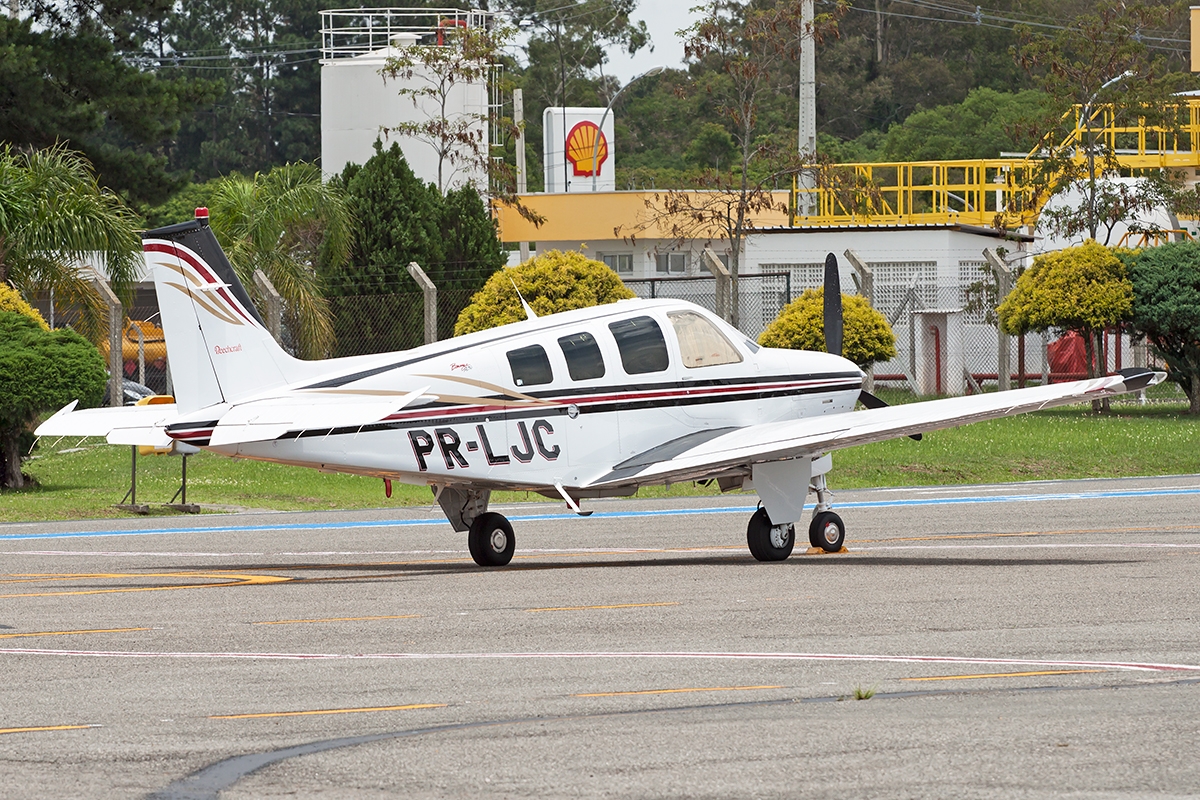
[585,370,1166,489]
[35,401,179,447]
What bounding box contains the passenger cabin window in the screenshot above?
[668,311,744,369]
[507,344,553,386]
[608,316,669,374]
[558,332,606,381]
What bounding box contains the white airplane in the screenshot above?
[38,211,1164,566]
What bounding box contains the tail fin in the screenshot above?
[143,210,303,413]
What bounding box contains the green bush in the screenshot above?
[758,287,896,368]
[454,250,635,335]
[1122,241,1200,414]
[1,311,106,489]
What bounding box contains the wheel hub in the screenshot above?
[822,522,839,545]
[489,528,508,552]
[770,525,790,549]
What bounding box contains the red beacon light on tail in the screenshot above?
[195,207,210,224]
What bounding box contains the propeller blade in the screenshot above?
[858,389,922,441]
[823,253,843,358]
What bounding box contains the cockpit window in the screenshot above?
[506,344,553,386]
[667,311,744,368]
[608,316,669,374]
[558,332,606,381]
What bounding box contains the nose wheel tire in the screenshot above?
[746,507,795,561]
[808,510,845,552]
[468,512,515,567]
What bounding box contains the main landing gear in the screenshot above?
[746,467,845,561]
[435,486,516,567]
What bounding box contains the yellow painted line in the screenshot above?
[252,614,421,626]
[0,725,98,735]
[575,685,782,698]
[210,703,446,720]
[0,627,149,639]
[0,572,290,598]
[526,602,680,613]
[902,669,1105,682]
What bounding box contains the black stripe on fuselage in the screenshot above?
[274,378,861,441]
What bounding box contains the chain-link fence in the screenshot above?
[624,272,792,342]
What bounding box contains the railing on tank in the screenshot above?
[319,8,494,60]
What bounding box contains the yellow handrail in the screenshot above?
[791,100,1200,230]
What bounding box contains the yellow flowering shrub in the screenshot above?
[454,250,635,335]
[759,287,896,368]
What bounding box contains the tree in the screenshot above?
[0,144,142,340]
[997,240,1133,410]
[879,88,1046,162]
[166,0,322,181]
[628,0,841,327]
[1,7,217,203]
[209,162,352,359]
[0,311,107,489]
[1015,1,1194,243]
[1122,242,1200,414]
[455,250,634,335]
[759,287,895,368]
[381,22,509,195]
[322,143,505,353]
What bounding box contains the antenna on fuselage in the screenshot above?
[509,277,538,320]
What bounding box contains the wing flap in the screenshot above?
[585,371,1165,488]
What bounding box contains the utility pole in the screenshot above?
[796,0,817,217]
[513,87,529,263]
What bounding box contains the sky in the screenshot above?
[604,2,703,84]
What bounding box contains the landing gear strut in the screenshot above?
[807,471,844,552]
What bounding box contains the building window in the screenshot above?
[655,252,687,275]
[557,332,606,381]
[506,344,553,387]
[602,254,634,274]
[668,311,743,368]
[609,316,669,374]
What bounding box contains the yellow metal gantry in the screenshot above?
[791,101,1200,230]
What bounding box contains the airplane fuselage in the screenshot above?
[164,299,864,495]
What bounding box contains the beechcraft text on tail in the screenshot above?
[37,210,1165,566]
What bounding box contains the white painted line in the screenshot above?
[0,648,1196,672]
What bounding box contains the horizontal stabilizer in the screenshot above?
[35,402,179,447]
[206,387,430,447]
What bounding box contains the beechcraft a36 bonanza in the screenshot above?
[38,210,1164,566]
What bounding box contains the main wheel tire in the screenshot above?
[746,507,795,562]
[808,510,845,552]
[467,512,515,567]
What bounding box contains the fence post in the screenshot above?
[252,269,283,345]
[843,249,875,392]
[702,248,731,322]
[407,262,437,344]
[91,272,123,407]
[983,248,1012,391]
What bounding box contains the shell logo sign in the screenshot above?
[543,107,614,192]
[565,121,608,177]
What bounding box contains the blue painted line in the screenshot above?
[2,486,1198,542]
